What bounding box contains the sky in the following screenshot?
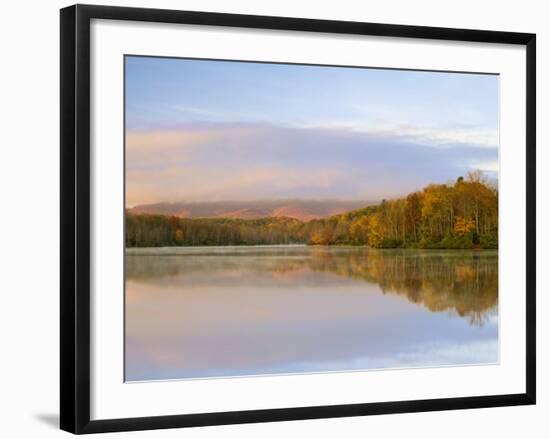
[125,56,499,207]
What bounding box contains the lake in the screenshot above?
[125,246,498,381]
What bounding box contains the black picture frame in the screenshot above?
[60,4,536,434]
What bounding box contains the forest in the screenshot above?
[126,172,498,249]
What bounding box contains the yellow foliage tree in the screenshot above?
[454,216,475,236]
[350,216,369,243]
[367,215,384,248]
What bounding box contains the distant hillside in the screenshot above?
[127,200,371,221]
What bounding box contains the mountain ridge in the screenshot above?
[127,199,373,221]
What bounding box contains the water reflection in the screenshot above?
[125,246,498,381]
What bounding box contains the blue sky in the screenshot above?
[125,56,499,206]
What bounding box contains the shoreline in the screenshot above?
[125,245,498,253]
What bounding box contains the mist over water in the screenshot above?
[125,246,498,381]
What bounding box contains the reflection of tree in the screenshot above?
[305,249,498,326]
[126,249,498,326]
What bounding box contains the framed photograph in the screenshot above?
[60,4,536,434]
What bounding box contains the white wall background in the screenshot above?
[0,0,546,437]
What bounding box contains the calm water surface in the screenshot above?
[125,246,498,381]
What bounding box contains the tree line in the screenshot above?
[126,171,498,249]
[125,215,304,247]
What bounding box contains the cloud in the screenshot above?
[125,122,499,206]
[469,160,499,173]
[368,125,498,149]
[127,165,347,206]
[303,122,498,149]
[168,104,264,123]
